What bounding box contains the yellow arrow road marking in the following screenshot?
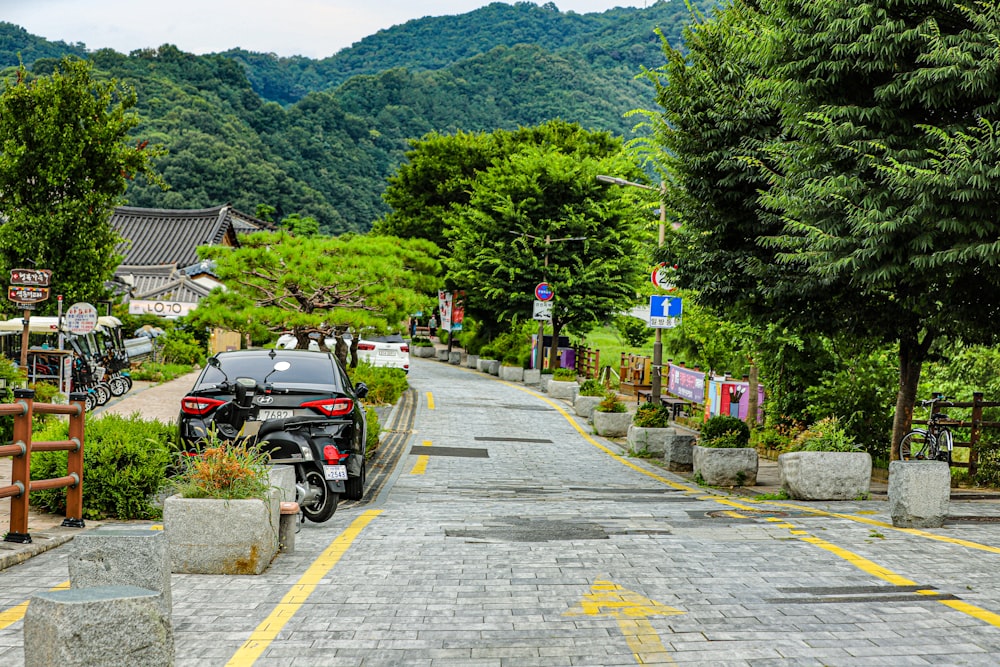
[565,580,684,665]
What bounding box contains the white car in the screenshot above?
[276,332,409,373]
[356,334,409,373]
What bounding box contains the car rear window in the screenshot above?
[197,354,342,391]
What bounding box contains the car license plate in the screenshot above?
[257,408,293,420]
[324,465,347,481]
[378,349,395,356]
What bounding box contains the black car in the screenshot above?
[178,349,369,514]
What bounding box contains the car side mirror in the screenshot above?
[354,382,369,399]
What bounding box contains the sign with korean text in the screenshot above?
[8,285,50,304]
[10,268,52,287]
[128,300,197,318]
[648,295,682,328]
[65,302,98,334]
[532,300,553,321]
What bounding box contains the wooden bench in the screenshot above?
[636,391,691,419]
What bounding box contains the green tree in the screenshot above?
[446,140,647,367]
[0,57,162,306]
[188,231,440,367]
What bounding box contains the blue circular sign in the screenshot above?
[535,282,554,301]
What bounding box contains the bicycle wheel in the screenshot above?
[900,430,932,460]
[935,429,953,464]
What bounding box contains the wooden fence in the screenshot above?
[573,346,600,380]
[0,389,88,543]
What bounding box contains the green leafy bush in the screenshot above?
[160,328,206,366]
[789,417,860,452]
[633,403,672,428]
[700,415,750,448]
[578,379,605,397]
[552,368,576,381]
[365,407,381,455]
[595,392,626,413]
[502,354,520,366]
[478,345,497,359]
[349,362,408,405]
[412,337,434,348]
[30,414,175,520]
[614,315,652,347]
[130,362,196,383]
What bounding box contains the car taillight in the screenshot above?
[357,343,376,351]
[301,397,354,416]
[180,396,226,416]
[323,444,348,464]
[400,345,409,353]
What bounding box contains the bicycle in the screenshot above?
[899,397,955,463]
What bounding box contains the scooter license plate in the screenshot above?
[324,465,347,481]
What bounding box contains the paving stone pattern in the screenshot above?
[3,359,1000,665]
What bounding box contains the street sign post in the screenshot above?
[648,295,682,328]
[8,268,54,367]
[651,264,676,291]
[534,282,554,302]
[65,302,99,335]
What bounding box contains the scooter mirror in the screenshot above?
[208,357,221,368]
[272,361,291,372]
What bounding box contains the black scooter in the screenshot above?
[198,362,347,523]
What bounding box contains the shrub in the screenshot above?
[160,328,206,366]
[502,354,520,366]
[349,362,408,405]
[30,414,175,520]
[130,362,195,383]
[365,407,381,455]
[411,337,434,348]
[552,368,576,381]
[578,379,605,397]
[479,345,497,359]
[595,392,626,413]
[788,416,860,452]
[633,403,672,428]
[614,315,652,347]
[700,415,750,448]
[170,432,270,501]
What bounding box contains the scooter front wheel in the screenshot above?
[300,468,338,523]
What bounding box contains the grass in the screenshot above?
[576,325,654,384]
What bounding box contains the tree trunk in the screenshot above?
[745,362,759,431]
[890,335,931,461]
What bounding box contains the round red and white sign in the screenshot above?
[65,302,99,335]
[651,264,677,291]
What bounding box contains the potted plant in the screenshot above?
[779,417,871,500]
[499,354,524,382]
[574,379,607,418]
[592,392,632,437]
[476,345,497,373]
[627,403,696,471]
[692,415,757,487]
[164,433,279,575]
[548,367,578,399]
[411,336,436,358]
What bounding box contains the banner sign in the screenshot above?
[707,380,766,424]
[666,363,706,404]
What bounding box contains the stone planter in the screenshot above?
[547,379,578,401]
[522,369,541,385]
[412,345,436,358]
[164,494,278,575]
[693,445,758,487]
[593,410,631,437]
[499,365,524,382]
[466,354,479,369]
[779,451,872,500]
[627,425,675,456]
[435,348,449,361]
[487,360,501,376]
[449,351,463,365]
[574,395,604,419]
[539,374,552,392]
[477,358,495,373]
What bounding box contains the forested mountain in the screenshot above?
[0,1,713,234]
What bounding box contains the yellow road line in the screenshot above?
[0,580,70,631]
[425,392,435,410]
[226,510,381,666]
[411,440,432,475]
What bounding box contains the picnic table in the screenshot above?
[635,391,691,419]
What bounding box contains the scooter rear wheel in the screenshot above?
[300,469,338,523]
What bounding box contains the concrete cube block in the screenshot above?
[889,460,950,528]
[69,528,172,616]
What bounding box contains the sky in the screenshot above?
[3,0,653,59]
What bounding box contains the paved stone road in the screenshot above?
[4,358,1000,665]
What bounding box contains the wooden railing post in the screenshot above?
[969,392,984,480]
[6,388,35,543]
[63,392,89,527]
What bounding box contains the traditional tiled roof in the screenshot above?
[109,204,241,267]
[113,263,218,302]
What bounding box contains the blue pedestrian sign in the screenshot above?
[648,295,682,328]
